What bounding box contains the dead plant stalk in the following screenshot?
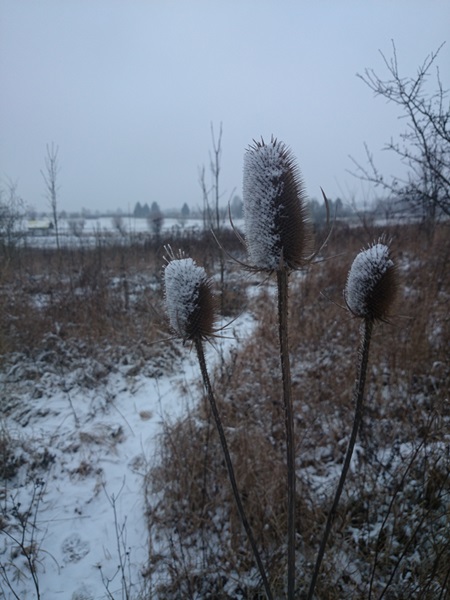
[277,267,296,600]
[307,317,373,599]
[194,337,274,600]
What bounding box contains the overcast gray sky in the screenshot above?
[1,0,449,214]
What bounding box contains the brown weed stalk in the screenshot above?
[243,137,312,598]
[307,241,398,599]
[163,251,273,599]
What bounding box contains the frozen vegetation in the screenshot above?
[1,306,254,599]
[1,220,449,598]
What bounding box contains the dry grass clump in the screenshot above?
[0,426,26,481]
[0,231,245,361]
[0,243,160,353]
[147,409,301,598]
[146,222,450,598]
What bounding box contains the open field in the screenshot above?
[0,221,449,599]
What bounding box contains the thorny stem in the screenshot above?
[276,267,296,600]
[307,317,374,600]
[194,337,274,600]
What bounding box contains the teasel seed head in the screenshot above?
[345,241,398,321]
[164,256,216,341]
[243,137,312,271]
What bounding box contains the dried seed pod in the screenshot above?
[345,242,398,321]
[164,257,216,341]
[243,137,311,271]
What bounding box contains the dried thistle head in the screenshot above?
[164,255,216,342]
[345,241,398,321]
[243,137,312,271]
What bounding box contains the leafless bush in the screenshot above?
[350,42,450,229]
[0,179,25,260]
[67,218,86,237]
[0,479,47,600]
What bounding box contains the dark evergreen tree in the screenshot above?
[230,195,243,219]
[148,202,164,238]
[181,202,190,219]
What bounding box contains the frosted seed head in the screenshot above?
[164,257,216,341]
[345,242,398,321]
[243,137,311,271]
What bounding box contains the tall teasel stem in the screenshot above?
[277,267,296,600]
[194,337,274,600]
[307,317,373,599]
[307,241,397,599]
[243,137,312,599]
[164,253,273,600]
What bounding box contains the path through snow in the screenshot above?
[1,315,254,600]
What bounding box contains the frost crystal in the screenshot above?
[243,138,308,271]
[345,243,395,320]
[164,258,214,340]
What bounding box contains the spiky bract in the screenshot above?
[164,257,216,341]
[345,242,398,321]
[243,137,311,271]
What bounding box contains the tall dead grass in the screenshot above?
[0,230,245,363]
[1,221,448,597]
[146,221,450,598]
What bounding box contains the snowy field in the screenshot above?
[1,313,255,600]
[2,221,448,598]
[22,217,245,249]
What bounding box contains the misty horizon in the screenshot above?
[1,1,449,214]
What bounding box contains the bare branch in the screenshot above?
[352,42,450,222]
[41,142,61,249]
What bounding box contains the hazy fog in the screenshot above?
[1,0,449,213]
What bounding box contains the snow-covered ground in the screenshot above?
[22,217,245,249]
[0,315,254,600]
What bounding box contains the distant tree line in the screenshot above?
[308,197,353,224]
[133,202,151,218]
